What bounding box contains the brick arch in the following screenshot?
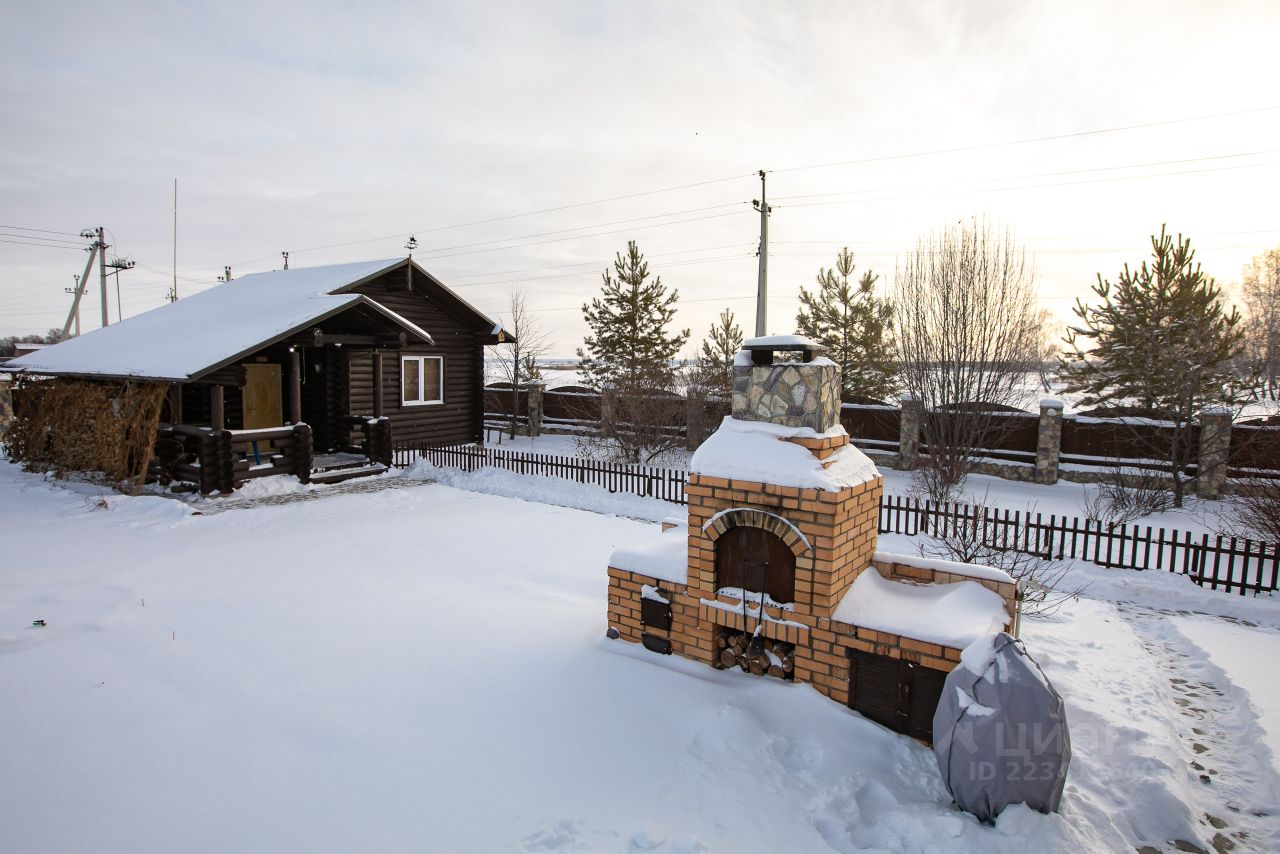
[702,508,810,555]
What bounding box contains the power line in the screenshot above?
[229,172,755,268]
[474,255,756,314]
[771,243,1271,258]
[211,107,1277,275]
[411,209,751,264]
[770,104,1280,175]
[0,224,83,237]
[132,263,219,286]
[444,242,756,282]
[410,202,745,257]
[457,251,753,292]
[0,231,91,246]
[775,159,1280,211]
[0,273,83,295]
[772,149,1280,203]
[774,228,1280,246]
[0,238,85,250]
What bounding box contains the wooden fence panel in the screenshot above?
[1229,424,1280,476]
[543,385,600,424]
[1060,416,1195,470]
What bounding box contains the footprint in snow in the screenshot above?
[522,819,581,851]
[854,780,898,824]
[631,824,666,850]
[770,735,824,773]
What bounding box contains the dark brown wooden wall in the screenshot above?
[348,271,486,445]
[300,346,344,450]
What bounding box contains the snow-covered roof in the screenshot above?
[834,568,1010,649]
[690,417,879,491]
[1,258,435,382]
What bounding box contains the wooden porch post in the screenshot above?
[168,383,184,425]
[290,348,303,424]
[373,351,384,418]
[210,384,225,430]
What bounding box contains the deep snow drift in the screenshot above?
[2,461,1278,853]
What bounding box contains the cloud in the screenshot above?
[1,0,1278,349]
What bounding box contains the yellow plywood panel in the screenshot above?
[243,363,282,428]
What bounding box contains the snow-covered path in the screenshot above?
[2,462,1279,852]
[1115,605,1280,852]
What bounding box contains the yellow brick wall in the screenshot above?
[607,432,1018,713]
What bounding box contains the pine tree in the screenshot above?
[520,353,542,382]
[577,241,690,391]
[1060,225,1248,505]
[694,308,743,399]
[795,247,896,401]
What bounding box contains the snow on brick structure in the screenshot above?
[606,337,1019,743]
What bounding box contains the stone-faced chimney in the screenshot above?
[731,336,841,433]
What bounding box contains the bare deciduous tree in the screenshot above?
[1241,247,1280,400]
[892,217,1043,501]
[488,287,549,438]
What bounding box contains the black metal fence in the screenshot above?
[392,441,688,504]
[393,442,1278,596]
[877,495,1279,596]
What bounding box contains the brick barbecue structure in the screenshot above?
[606,337,1019,741]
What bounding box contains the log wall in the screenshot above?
[347,272,487,446]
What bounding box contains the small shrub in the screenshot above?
[920,501,1087,618]
[1222,476,1280,542]
[1081,465,1173,527]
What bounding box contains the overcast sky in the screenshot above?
[2,0,1278,355]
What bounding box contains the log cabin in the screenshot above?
[3,257,509,491]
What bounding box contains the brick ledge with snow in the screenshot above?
[605,336,1021,746]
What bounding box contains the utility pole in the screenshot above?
[106,256,135,323]
[65,276,82,336]
[61,235,100,339]
[752,169,772,337]
[97,226,110,327]
[282,251,289,270]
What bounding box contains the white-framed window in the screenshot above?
[402,355,444,406]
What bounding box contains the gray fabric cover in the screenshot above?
[932,633,1070,824]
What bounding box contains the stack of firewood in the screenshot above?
[715,629,795,679]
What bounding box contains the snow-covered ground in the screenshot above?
[3,460,1279,852]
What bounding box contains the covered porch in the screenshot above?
[155,302,427,494]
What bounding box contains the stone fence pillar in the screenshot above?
[601,384,618,438]
[525,380,544,438]
[898,394,921,470]
[1035,399,1063,485]
[1198,406,1232,499]
[686,388,706,451]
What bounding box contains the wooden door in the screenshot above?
[242,363,283,428]
[849,649,948,742]
[714,527,795,604]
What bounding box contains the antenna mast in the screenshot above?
[171,178,178,302]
